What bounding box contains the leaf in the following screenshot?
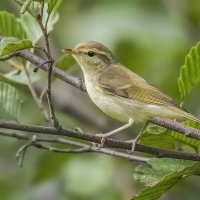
[47,0,62,14]
[133,158,200,200]
[168,131,200,152]
[0,11,26,39]
[139,125,176,150]
[56,54,75,70]
[165,121,200,151]
[0,82,22,120]
[140,124,200,151]
[0,37,32,57]
[178,42,200,101]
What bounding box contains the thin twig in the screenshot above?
[0,131,148,163]
[36,6,61,129]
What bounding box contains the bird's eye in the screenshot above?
[87,51,95,57]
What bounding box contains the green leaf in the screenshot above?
[169,131,200,152]
[133,158,200,200]
[164,121,200,151]
[0,37,32,57]
[56,54,75,70]
[139,125,176,150]
[178,42,200,101]
[0,82,22,120]
[0,11,26,39]
[47,0,62,14]
[140,124,200,151]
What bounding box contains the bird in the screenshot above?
[63,41,200,151]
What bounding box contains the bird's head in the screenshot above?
[63,41,117,74]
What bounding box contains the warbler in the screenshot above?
[63,41,200,150]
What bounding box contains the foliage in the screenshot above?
[0,37,32,57]
[0,11,26,38]
[178,42,200,102]
[0,82,21,120]
[133,158,200,200]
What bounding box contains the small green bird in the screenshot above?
[64,41,200,150]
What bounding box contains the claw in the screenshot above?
[95,133,107,149]
[127,139,137,153]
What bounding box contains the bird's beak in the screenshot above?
[62,48,74,54]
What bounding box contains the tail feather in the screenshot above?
[178,109,200,123]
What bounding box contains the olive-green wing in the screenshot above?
[97,65,181,108]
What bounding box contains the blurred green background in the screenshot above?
[0,0,200,199]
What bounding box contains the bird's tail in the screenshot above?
[177,108,200,123]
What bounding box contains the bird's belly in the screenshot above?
[86,82,149,123]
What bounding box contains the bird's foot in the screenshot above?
[127,139,138,153]
[95,133,107,149]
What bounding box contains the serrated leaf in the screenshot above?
[178,42,200,101]
[0,82,22,120]
[168,120,200,151]
[139,125,176,150]
[0,11,26,39]
[47,0,62,14]
[0,37,32,57]
[140,123,200,151]
[56,54,75,70]
[133,158,200,200]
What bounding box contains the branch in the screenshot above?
[151,118,200,140]
[18,50,86,91]
[0,120,200,161]
[0,131,148,164]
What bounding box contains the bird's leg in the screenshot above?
[96,118,134,148]
[129,120,149,152]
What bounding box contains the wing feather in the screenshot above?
[97,64,181,109]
